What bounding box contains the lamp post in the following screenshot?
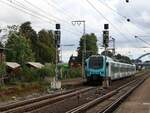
[72,20,86,78]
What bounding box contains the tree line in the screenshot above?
[5,21,56,65]
[2,21,132,65]
[101,50,132,64]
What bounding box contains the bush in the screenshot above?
[36,64,55,78]
[11,64,81,82]
[0,63,6,78]
[20,66,38,82]
[61,67,82,79]
[19,64,56,82]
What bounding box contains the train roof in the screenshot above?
[88,55,135,66]
[106,57,135,66]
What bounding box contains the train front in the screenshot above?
[85,55,106,81]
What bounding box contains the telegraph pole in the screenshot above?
[112,37,115,55]
[72,20,86,78]
[110,36,116,56]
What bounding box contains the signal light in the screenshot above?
[55,31,61,48]
[56,24,60,29]
[103,30,109,47]
[104,24,109,30]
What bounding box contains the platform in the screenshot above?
[114,76,150,113]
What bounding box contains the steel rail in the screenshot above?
[66,74,148,113]
[99,75,148,113]
[0,87,93,113]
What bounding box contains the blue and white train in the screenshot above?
[85,55,136,82]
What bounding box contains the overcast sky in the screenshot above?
[0,0,150,62]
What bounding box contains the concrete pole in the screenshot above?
[72,20,86,78]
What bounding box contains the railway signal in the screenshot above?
[51,24,61,89]
[103,24,109,47]
[104,24,109,30]
[103,30,109,47]
[55,31,61,48]
[55,23,61,80]
[103,24,110,88]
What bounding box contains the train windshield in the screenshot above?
[89,56,103,69]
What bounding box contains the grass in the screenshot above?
[0,81,51,102]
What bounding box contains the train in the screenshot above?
[85,55,136,82]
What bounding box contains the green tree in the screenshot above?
[38,30,55,47]
[0,42,3,47]
[19,21,38,60]
[101,51,132,64]
[101,50,113,58]
[37,29,56,63]
[114,54,132,64]
[77,33,98,63]
[19,21,38,42]
[5,32,35,65]
[115,54,122,60]
[119,55,132,64]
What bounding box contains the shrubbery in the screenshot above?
[8,64,81,83]
[19,64,55,82]
[61,67,82,80]
[20,66,37,82]
[0,63,6,78]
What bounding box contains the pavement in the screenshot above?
[114,76,150,113]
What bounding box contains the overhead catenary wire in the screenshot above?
[97,0,127,19]
[23,0,82,34]
[45,0,98,35]
[85,0,150,50]
[1,0,82,37]
[86,0,149,47]
[97,0,149,36]
[135,36,150,47]
[86,0,150,49]
[43,0,93,35]
[13,0,57,23]
[6,0,82,36]
[86,0,136,47]
[43,0,82,31]
[44,0,77,21]
[1,0,52,23]
[23,0,64,23]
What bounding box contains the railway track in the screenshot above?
[0,87,93,113]
[66,73,149,113]
[0,71,148,113]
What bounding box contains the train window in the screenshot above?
[111,63,120,74]
[89,56,103,69]
[85,62,87,67]
[106,62,109,67]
